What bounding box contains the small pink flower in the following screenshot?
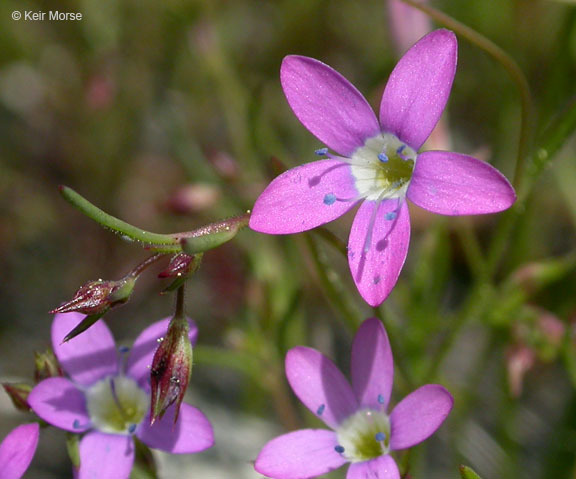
[255,318,453,479]
[0,423,39,479]
[28,313,213,479]
[250,30,516,306]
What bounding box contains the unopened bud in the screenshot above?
[510,256,576,294]
[149,315,193,424]
[34,349,63,382]
[50,277,136,316]
[506,345,535,397]
[2,383,32,412]
[158,254,201,279]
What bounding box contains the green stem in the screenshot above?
[59,186,179,247]
[399,0,533,189]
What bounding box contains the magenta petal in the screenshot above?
[0,423,39,479]
[250,160,359,234]
[286,347,358,429]
[255,429,346,479]
[281,55,380,156]
[380,29,457,150]
[126,317,198,390]
[348,200,410,307]
[389,384,454,451]
[52,312,118,386]
[78,432,134,479]
[351,318,394,410]
[408,151,516,215]
[137,403,214,453]
[346,455,400,479]
[28,378,90,433]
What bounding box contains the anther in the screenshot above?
[375,432,386,442]
[377,394,385,405]
[317,404,326,416]
[323,193,336,206]
[334,445,345,454]
[396,145,406,157]
[378,152,389,163]
[118,346,130,354]
[72,419,83,429]
[385,211,397,221]
[315,148,329,156]
[128,423,137,434]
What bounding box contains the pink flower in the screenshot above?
[255,318,453,479]
[249,30,516,306]
[0,423,39,479]
[28,313,213,479]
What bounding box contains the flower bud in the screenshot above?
[34,349,63,382]
[2,383,32,412]
[158,253,203,293]
[506,344,535,397]
[50,276,136,316]
[149,315,193,424]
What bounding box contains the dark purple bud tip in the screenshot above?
[149,316,193,425]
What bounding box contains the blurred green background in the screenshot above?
[1,0,575,478]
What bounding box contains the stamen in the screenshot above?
[377,394,385,405]
[334,445,345,454]
[317,404,326,416]
[315,147,329,156]
[72,419,86,429]
[109,378,129,419]
[128,423,137,434]
[396,145,407,159]
[385,211,397,221]
[323,193,336,206]
[377,152,389,163]
[375,432,386,442]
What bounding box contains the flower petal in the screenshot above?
[286,347,358,430]
[0,423,39,479]
[125,317,198,390]
[389,384,453,450]
[28,378,90,433]
[281,55,380,156]
[407,151,516,215]
[137,403,214,454]
[255,429,346,479]
[347,200,411,307]
[351,318,394,410]
[379,29,457,150]
[52,312,118,386]
[250,160,359,234]
[346,455,400,479]
[78,432,134,479]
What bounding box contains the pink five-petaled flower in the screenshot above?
[28,313,214,479]
[249,29,516,306]
[0,423,39,479]
[255,318,453,479]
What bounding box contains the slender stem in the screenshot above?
[398,0,533,189]
[174,285,186,319]
[311,227,348,258]
[128,253,166,278]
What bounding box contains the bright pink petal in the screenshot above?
[351,318,394,410]
[137,403,213,454]
[348,200,411,307]
[281,55,380,156]
[255,429,346,479]
[408,151,516,215]
[28,378,90,433]
[250,160,359,234]
[286,347,358,429]
[389,384,453,451]
[0,423,39,479]
[126,317,198,390]
[52,312,118,386]
[78,432,134,479]
[379,29,457,150]
[346,455,400,479]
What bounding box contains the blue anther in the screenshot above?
[378,152,389,163]
[323,193,336,206]
[377,394,385,405]
[396,145,406,155]
[317,404,326,416]
[375,432,386,442]
[128,424,137,434]
[334,445,345,454]
[315,148,329,156]
[73,419,82,429]
[118,346,130,354]
[385,211,397,221]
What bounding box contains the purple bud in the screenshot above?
[149,315,193,424]
[50,276,136,316]
[158,253,201,279]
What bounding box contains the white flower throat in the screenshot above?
[335,408,391,462]
[349,133,416,201]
